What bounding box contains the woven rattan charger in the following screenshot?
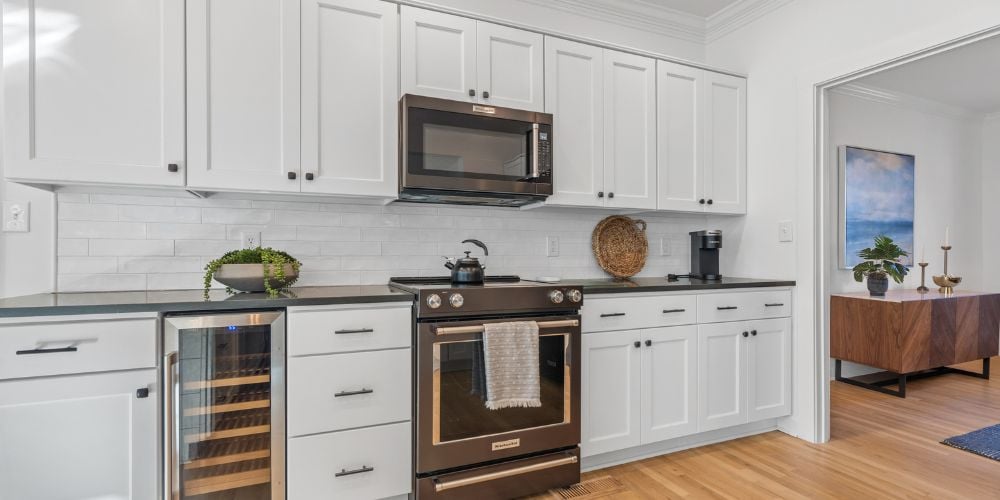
[592,215,648,278]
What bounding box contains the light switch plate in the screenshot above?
[240,231,262,249]
[546,236,560,257]
[778,220,793,242]
[3,201,29,232]
[660,237,672,256]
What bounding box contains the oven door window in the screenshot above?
[433,333,569,444]
[408,108,535,182]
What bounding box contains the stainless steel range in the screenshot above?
[389,276,583,500]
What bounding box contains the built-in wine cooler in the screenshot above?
[164,311,285,499]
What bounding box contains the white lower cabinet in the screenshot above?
[0,369,158,500]
[581,329,641,456]
[747,318,792,421]
[641,326,698,443]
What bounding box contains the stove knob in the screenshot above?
[566,289,582,303]
[548,290,564,304]
[449,293,465,308]
[426,294,442,309]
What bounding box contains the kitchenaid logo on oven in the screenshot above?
[491,438,520,451]
[472,104,496,114]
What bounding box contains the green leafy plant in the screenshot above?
[852,235,909,284]
[204,247,301,297]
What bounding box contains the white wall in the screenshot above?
[705,0,1000,442]
[982,116,1000,288]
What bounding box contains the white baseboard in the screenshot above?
[581,419,779,472]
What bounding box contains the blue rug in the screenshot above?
[942,424,1000,461]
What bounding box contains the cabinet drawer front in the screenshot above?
[288,422,411,500]
[288,305,411,356]
[697,290,792,323]
[288,349,411,437]
[0,318,156,380]
[582,295,697,332]
[648,295,698,327]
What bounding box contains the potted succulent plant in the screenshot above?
[204,247,301,297]
[852,235,908,296]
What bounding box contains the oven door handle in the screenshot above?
[434,454,578,492]
[530,123,540,179]
[433,319,578,336]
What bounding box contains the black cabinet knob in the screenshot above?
[751,330,758,336]
[608,192,614,199]
[469,89,476,97]
[136,388,149,399]
[633,341,641,348]
[287,172,297,180]
[699,198,705,204]
[167,163,179,173]
[707,199,713,205]
[597,191,604,198]
[305,172,315,181]
[742,331,749,338]
[483,91,490,99]
[645,339,652,347]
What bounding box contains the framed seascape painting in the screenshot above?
[839,146,915,268]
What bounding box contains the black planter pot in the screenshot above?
[867,275,889,296]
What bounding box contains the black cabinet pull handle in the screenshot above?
[335,466,374,477]
[600,312,625,318]
[699,199,705,204]
[662,309,686,314]
[305,172,315,181]
[483,90,490,99]
[335,388,374,398]
[765,303,784,307]
[597,191,604,198]
[633,341,641,348]
[717,306,738,310]
[751,330,758,336]
[287,171,297,180]
[644,339,652,347]
[468,89,476,97]
[167,163,179,173]
[136,388,150,399]
[334,328,374,335]
[742,331,749,338]
[707,199,713,205]
[16,346,78,355]
[608,192,614,199]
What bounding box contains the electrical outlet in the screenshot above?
[546,236,560,257]
[778,220,793,242]
[2,201,29,232]
[240,231,262,249]
[660,237,672,256]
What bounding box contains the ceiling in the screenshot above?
[854,35,1000,115]
[645,0,741,18]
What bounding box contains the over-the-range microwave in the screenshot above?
[399,94,553,207]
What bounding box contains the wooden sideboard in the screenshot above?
[830,290,1000,397]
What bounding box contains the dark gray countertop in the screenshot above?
[563,276,796,294]
[0,285,413,318]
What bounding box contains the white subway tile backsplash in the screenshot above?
[56,192,708,292]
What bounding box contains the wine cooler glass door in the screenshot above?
[164,312,285,500]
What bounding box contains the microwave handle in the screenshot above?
[530,123,540,179]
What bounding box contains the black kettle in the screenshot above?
[444,239,488,284]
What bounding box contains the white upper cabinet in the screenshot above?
[544,37,604,206]
[3,0,185,187]
[656,61,703,212]
[186,0,300,192]
[401,7,543,111]
[476,23,544,111]
[704,71,747,214]
[747,318,791,421]
[604,50,657,210]
[301,0,399,197]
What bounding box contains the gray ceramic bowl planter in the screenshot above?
[866,275,889,296]
[213,263,300,293]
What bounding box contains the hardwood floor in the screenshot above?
[545,357,1000,499]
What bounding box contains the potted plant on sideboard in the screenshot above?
[204,247,301,297]
[852,235,908,296]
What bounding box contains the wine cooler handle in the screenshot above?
[163,351,178,500]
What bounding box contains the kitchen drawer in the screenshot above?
[288,422,411,500]
[287,304,411,356]
[288,348,411,437]
[582,295,696,333]
[697,290,792,323]
[0,316,157,380]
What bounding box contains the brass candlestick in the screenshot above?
[932,245,962,294]
[917,262,929,293]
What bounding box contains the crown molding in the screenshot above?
[706,0,794,43]
[517,0,706,43]
[831,83,983,121]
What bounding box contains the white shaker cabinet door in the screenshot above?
[3,0,184,187]
[0,370,157,500]
[747,317,792,422]
[604,50,657,210]
[544,37,605,207]
[697,322,748,432]
[186,0,301,192]
[656,61,704,212]
[476,22,544,111]
[641,325,698,444]
[301,0,399,197]
[703,72,747,215]
[581,330,641,457]
[401,6,478,102]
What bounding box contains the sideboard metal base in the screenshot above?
[834,358,990,398]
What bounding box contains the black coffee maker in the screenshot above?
[668,230,723,281]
